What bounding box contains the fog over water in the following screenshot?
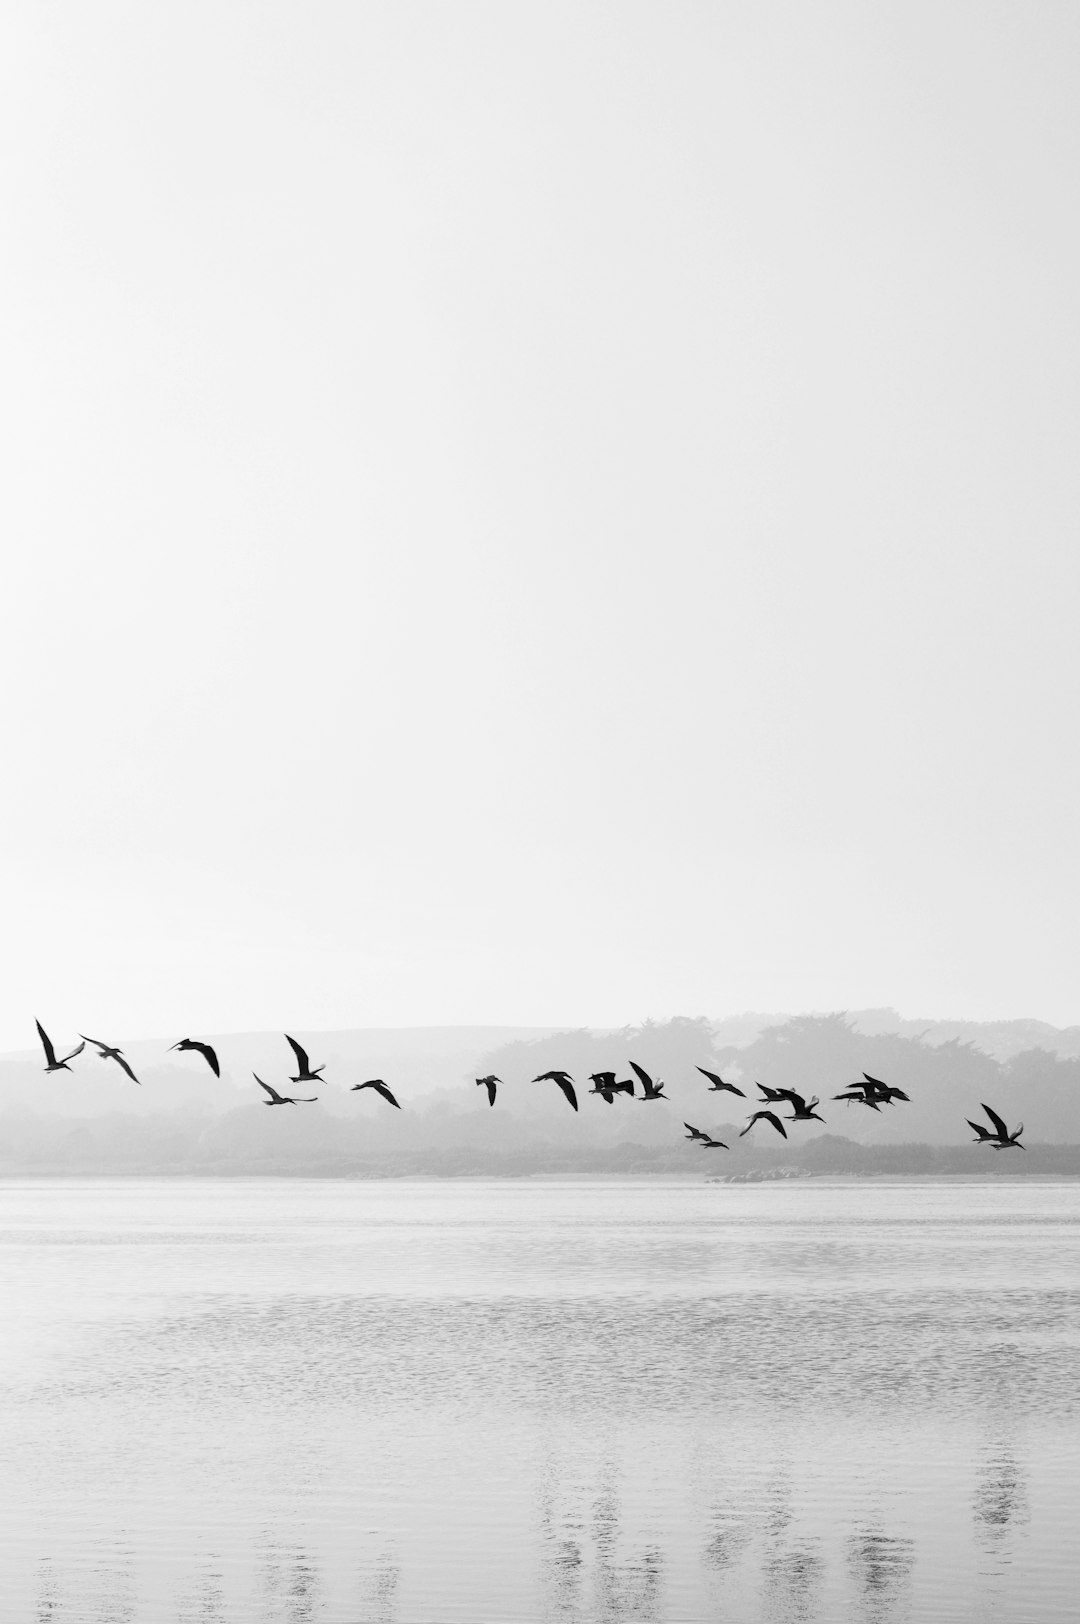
[2,1177,1077,1621]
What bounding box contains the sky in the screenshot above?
[1,1,1078,1047]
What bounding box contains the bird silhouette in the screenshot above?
[696,1067,745,1097]
[739,1110,788,1139]
[832,1088,883,1111]
[629,1062,667,1100]
[684,1122,708,1141]
[755,1083,789,1104]
[973,1102,1024,1149]
[255,1074,317,1105]
[284,1035,325,1084]
[80,1036,140,1084]
[477,1074,499,1106]
[170,1039,220,1077]
[35,1022,84,1074]
[861,1073,910,1104]
[698,1132,729,1149]
[533,1070,579,1111]
[588,1071,634,1103]
[351,1078,402,1109]
[967,1118,997,1142]
[784,1092,826,1123]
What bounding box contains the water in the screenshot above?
[0,1177,1077,1622]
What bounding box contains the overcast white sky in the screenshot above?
[1,2,1078,1047]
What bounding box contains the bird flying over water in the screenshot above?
[477,1075,500,1106]
[35,1022,84,1074]
[533,1070,578,1111]
[833,1089,883,1110]
[170,1038,220,1076]
[861,1073,910,1105]
[739,1110,788,1139]
[588,1071,634,1103]
[971,1102,1024,1149]
[697,1068,745,1097]
[351,1078,402,1109]
[832,1074,907,1110]
[80,1036,140,1084]
[629,1062,667,1100]
[284,1035,325,1084]
[755,1084,789,1104]
[783,1092,826,1123]
[255,1074,317,1105]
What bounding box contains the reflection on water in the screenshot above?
[355,1551,400,1624]
[538,1460,665,1622]
[846,1531,915,1623]
[260,1542,320,1624]
[0,1177,1077,1622]
[973,1448,1029,1546]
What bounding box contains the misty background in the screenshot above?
[2,2,1079,1050]
[4,1009,1080,1174]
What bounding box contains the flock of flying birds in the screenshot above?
[32,1022,1026,1149]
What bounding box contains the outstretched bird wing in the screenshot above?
[353,1079,402,1108]
[739,1110,788,1138]
[533,1070,572,1084]
[967,1119,993,1139]
[79,1035,109,1053]
[684,1122,705,1140]
[254,1074,285,1104]
[863,1074,887,1090]
[285,1034,311,1073]
[981,1102,1010,1139]
[476,1077,497,1106]
[114,1054,140,1084]
[629,1061,654,1091]
[194,1041,220,1076]
[697,1067,745,1096]
[60,1040,85,1064]
[554,1077,578,1112]
[35,1021,58,1067]
[175,1039,220,1076]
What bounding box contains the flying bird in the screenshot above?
[533,1070,578,1111]
[739,1110,788,1139]
[35,1022,84,1074]
[755,1084,789,1104]
[784,1092,826,1123]
[973,1102,1024,1149]
[684,1122,708,1141]
[284,1035,326,1084]
[697,1068,745,1097]
[80,1036,140,1084]
[255,1074,317,1105]
[861,1073,910,1104]
[476,1074,500,1106]
[698,1133,729,1149]
[170,1039,220,1077]
[966,1118,997,1143]
[833,1089,883,1111]
[589,1071,634,1103]
[351,1078,402,1109]
[629,1062,668,1100]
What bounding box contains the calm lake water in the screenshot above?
[0,1176,1077,1622]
